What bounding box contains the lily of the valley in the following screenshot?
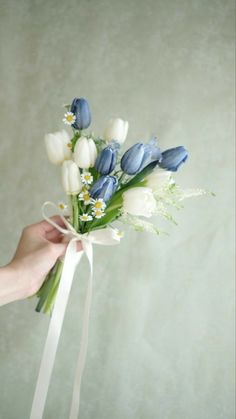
[44,130,72,165]
[61,160,82,195]
[74,137,97,169]
[104,118,129,144]
[122,187,157,217]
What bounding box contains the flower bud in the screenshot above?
[122,187,156,217]
[61,160,82,195]
[74,137,97,169]
[90,175,118,202]
[104,118,128,144]
[95,145,118,175]
[121,142,161,175]
[70,97,91,130]
[44,130,71,165]
[159,146,188,172]
[145,169,172,192]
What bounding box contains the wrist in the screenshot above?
[0,263,28,306]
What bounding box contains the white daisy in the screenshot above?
[92,209,105,219]
[91,198,106,211]
[79,190,91,205]
[58,201,68,212]
[80,214,93,222]
[81,172,93,185]
[63,111,76,126]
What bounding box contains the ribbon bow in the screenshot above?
[30,201,121,419]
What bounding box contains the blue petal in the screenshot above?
[71,97,91,130]
[121,143,145,175]
[159,146,188,171]
[95,147,117,175]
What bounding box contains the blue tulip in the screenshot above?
[95,145,118,175]
[90,175,118,202]
[70,97,91,130]
[159,146,188,171]
[121,141,162,175]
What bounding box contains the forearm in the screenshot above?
[0,264,26,306]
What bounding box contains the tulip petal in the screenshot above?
[159,146,188,172]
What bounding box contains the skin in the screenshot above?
[0,216,82,306]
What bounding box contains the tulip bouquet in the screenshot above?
[36,97,207,314]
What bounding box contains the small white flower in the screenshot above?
[91,198,106,211]
[81,172,93,185]
[79,190,91,205]
[58,201,68,212]
[92,209,105,219]
[80,214,93,222]
[63,111,76,126]
[113,228,124,239]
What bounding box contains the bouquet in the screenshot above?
[36,96,207,314]
[30,97,211,419]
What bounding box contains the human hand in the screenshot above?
[0,216,82,306]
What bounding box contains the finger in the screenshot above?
[46,229,64,243]
[34,215,69,234]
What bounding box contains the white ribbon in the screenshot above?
[30,201,121,419]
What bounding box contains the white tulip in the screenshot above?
[44,130,72,165]
[74,137,97,169]
[122,187,157,218]
[104,118,129,144]
[145,169,172,192]
[61,160,82,195]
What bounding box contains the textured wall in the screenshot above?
[0,1,235,418]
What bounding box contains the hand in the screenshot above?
[0,216,82,306]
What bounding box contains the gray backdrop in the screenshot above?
[0,1,235,418]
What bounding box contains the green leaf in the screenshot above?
[119,161,159,191]
[87,207,121,231]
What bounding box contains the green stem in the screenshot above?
[72,194,79,231]
[35,261,60,313]
[42,260,64,314]
[118,172,126,184]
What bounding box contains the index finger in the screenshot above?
[33,215,70,234]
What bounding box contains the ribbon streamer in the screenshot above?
[30,201,121,419]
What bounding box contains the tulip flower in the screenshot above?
[145,169,172,192]
[122,187,157,217]
[95,145,118,175]
[159,146,188,172]
[121,141,161,175]
[104,118,129,144]
[90,175,118,202]
[70,97,91,130]
[61,160,82,195]
[74,137,97,169]
[44,130,72,165]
